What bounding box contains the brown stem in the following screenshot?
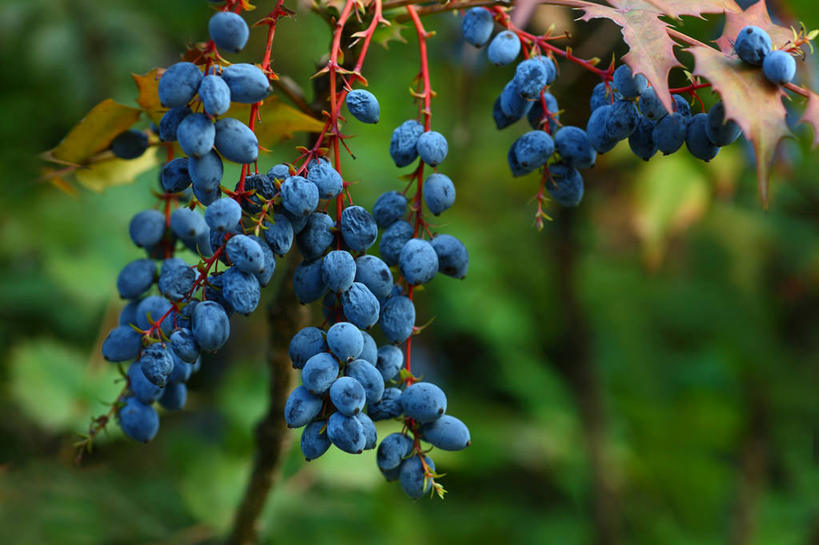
[729,390,769,545]
[224,255,310,545]
[551,207,620,545]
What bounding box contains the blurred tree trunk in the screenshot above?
[551,207,621,545]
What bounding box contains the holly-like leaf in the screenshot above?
[715,0,793,55]
[577,0,740,113]
[43,99,142,166]
[799,90,819,148]
[689,44,790,206]
[224,97,325,148]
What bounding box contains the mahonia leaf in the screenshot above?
[715,0,793,55]
[75,147,161,192]
[43,99,142,166]
[689,44,790,206]
[799,90,819,148]
[132,69,163,123]
[577,0,740,113]
[372,20,407,48]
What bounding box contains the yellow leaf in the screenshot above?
[75,147,161,192]
[44,99,142,166]
[132,69,164,123]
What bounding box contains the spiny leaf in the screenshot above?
[689,44,790,206]
[43,99,142,166]
[715,0,793,55]
[132,69,163,123]
[372,20,407,49]
[799,90,819,148]
[226,97,325,147]
[577,0,742,113]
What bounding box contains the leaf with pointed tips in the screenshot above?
[715,0,793,55]
[74,147,161,192]
[799,90,819,148]
[689,44,790,206]
[132,69,163,123]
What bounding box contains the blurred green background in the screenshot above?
[2,1,819,544]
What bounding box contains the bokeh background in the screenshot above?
[2,1,819,544]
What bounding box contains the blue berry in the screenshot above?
[263,214,294,256]
[605,99,640,140]
[639,86,667,120]
[284,385,324,428]
[102,325,143,362]
[356,412,377,450]
[296,212,335,261]
[612,64,647,98]
[341,282,380,329]
[208,11,249,53]
[158,62,202,108]
[399,238,439,286]
[159,106,191,142]
[214,118,258,164]
[373,191,407,228]
[199,75,231,116]
[547,163,584,207]
[590,82,620,112]
[281,176,319,217]
[379,220,413,266]
[652,113,688,155]
[129,209,165,248]
[705,101,742,147]
[376,345,403,382]
[586,104,618,153]
[345,359,385,405]
[226,234,265,274]
[327,322,364,362]
[289,327,328,369]
[399,454,435,499]
[340,205,378,252]
[160,157,192,193]
[330,376,367,416]
[301,420,331,461]
[111,130,148,159]
[380,295,415,343]
[158,257,195,300]
[420,415,471,451]
[127,362,164,404]
[735,25,772,66]
[178,113,214,158]
[488,30,520,66]
[390,119,424,167]
[513,59,549,99]
[192,300,230,352]
[136,295,172,333]
[222,266,260,315]
[423,173,455,216]
[170,328,199,363]
[159,381,187,411]
[416,131,448,167]
[377,432,413,472]
[321,251,356,293]
[171,207,207,240]
[189,150,224,192]
[139,343,174,387]
[500,80,533,119]
[117,259,156,299]
[461,7,494,47]
[359,330,378,365]
[302,352,340,395]
[401,382,447,423]
[345,89,380,123]
[354,255,394,300]
[306,158,343,199]
[118,396,159,443]
[367,387,402,421]
[628,115,657,161]
[763,50,796,84]
[205,198,242,233]
[685,112,719,162]
[515,130,555,170]
[293,259,326,304]
[221,63,271,103]
[430,234,469,279]
[327,411,366,454]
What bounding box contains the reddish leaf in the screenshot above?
[799,90,819,148]
[715,0,793,55]
[689,44,790,206]
[576,1,739,113]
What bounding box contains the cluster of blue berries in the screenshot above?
[282,113,471,498]
[460,10,786,208]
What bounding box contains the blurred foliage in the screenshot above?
[2,1,819,544]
